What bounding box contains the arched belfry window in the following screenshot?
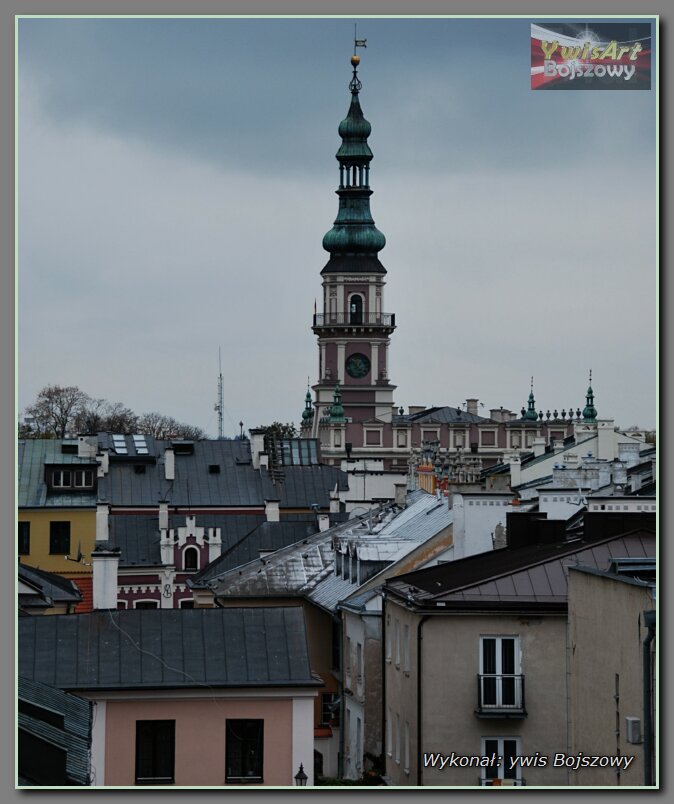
[350,294,363,324]
[184,546,199,572]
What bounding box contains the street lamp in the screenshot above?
[294,763,308,786]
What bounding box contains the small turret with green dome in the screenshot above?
[521,377,538,421]
[329,383,346,421]
[582,370,598,422]
[301,383,314,422]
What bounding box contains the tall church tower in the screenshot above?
[310,52,396,436]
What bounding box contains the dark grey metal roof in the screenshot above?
[18,440,98,509]
[191,520,320,586]
[18,564,83,606]
[392,406,491,425]
[19,607,319,690]
[387,530,655,608]
[18,676,92,785]
[110,513,266,567]
[266,465,348,508]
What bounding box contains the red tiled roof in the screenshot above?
[72,577,93,613]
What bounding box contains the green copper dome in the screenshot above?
[322,56,386,258]
[337,94,373,160]
[301,388,314,421]
[582,385,597,422]
[329,384,346,421]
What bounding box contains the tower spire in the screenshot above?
[521,377,538,421]
[582,370,598,422]
[322,45,386,271]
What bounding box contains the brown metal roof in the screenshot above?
[387,529,655,608]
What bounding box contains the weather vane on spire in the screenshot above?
[531,375,534,391]
[350,24,367,92]
[589,368,593,384]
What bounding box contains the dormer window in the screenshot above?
[49,468,95,490]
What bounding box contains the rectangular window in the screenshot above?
[345,636,352,683]
[18,522,30,555]
[481,737,521,784]
[479,636,521,709]
[356,642,363,681]
[73,469,94,488]
[394,619,400,666]
[365,430,381,446]
[396,430,407,448]
[334,430,342,448]
[135,600,159,609]
[51,470,72,488]
[481,430,496,446]
[386,616,392,662]
[395,714,400,764]
[321,692,340,726]
[454,432,464,448]
[422,430,438,442]
[135,720,175,784]
[403,624,410,672]
[404,721,410,774]
[49,521,70,555]
[356,717,362,769]
[511,434,521,448]
[386,708,392,756]
[226,719,263,782]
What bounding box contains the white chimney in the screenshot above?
[330,482,341,513]
[78,435,97,459]
[466,399,479,416]
[92,542,121,610]
[265,500,280,522]
[318,513,330,532]
[394,483,407,507]
[164,447,175,481]
[249,429,266,470]
[96,503,110,542]
[159,501,169,531]
[509,454,521,488]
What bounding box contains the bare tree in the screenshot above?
[22,386,205,440]
[136,411,205,440]
[24,385,91,439]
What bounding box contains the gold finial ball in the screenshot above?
[351,55,361,66]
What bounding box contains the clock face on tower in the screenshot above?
[346,353,371,379]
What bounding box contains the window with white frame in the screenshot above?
[403,624,410,672]
[404,721,410,774]
[480,737,521,785]
[394,619,400,667]
[356,642,363,682]
[396,430,408,448]
[386,708,392,756]
[345,636,352,683]
[479,636,522,709]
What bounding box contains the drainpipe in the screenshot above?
[417,614,431,786]
[381,592,387,782]
[643,609,656,785]
[338,609,345,780]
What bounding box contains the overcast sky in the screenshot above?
[18,17,657,436]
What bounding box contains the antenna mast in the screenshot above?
[214,347,224,440]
